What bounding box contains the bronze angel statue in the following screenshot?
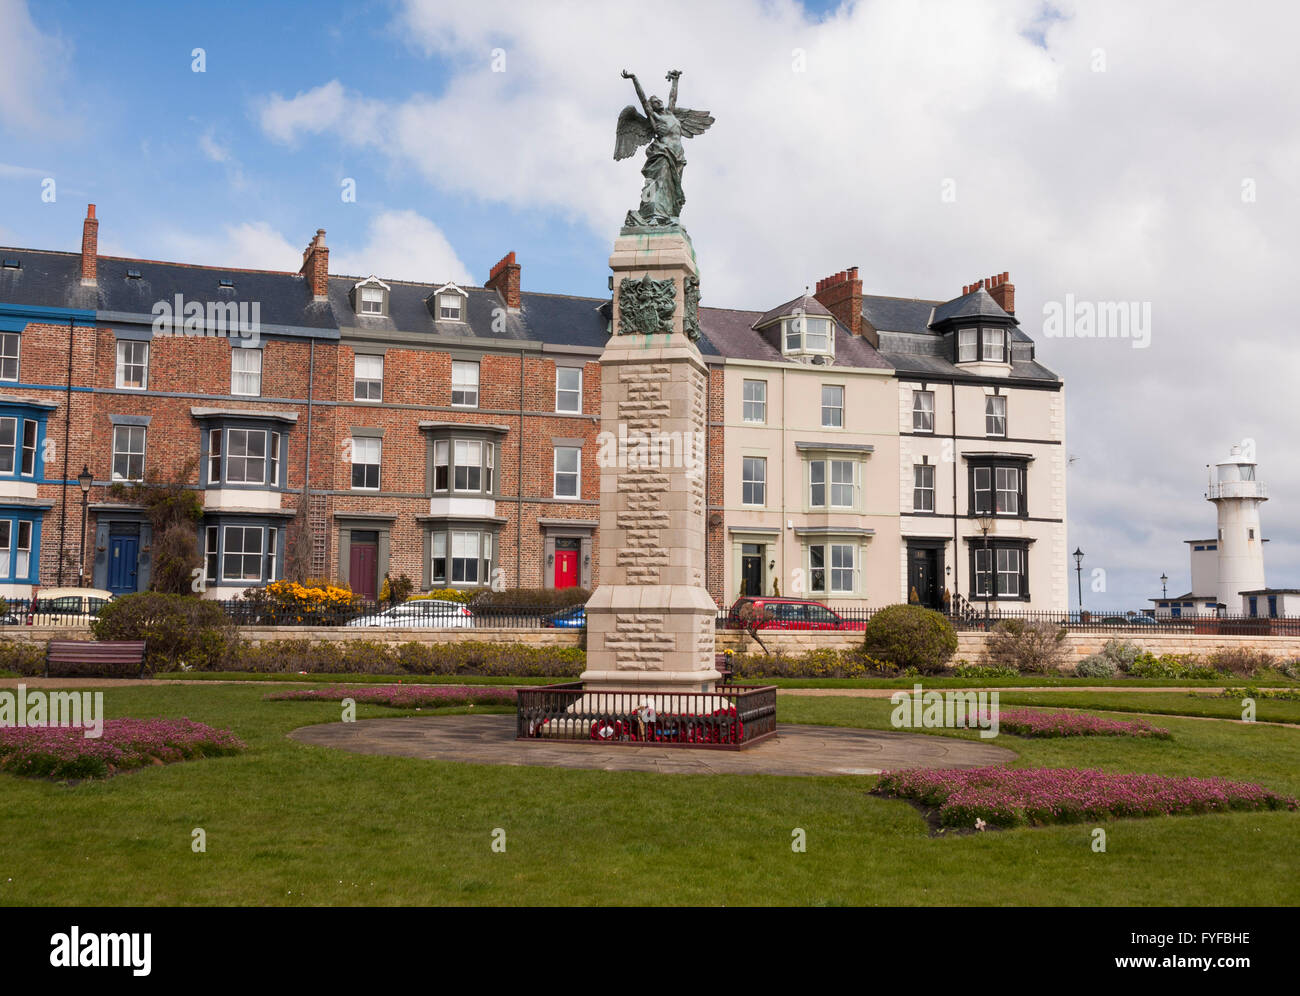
[615,69,715,228]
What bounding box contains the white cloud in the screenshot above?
[0,0,74,134]
[154,211,469,285]
[330,209,471,284]
[249,0,1300,604]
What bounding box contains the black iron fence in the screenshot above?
[516,682,778,748]
[6,593,1298,636]
[714,601,1300,635]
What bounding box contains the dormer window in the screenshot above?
[783,316,833,356]
[954,326,1010,364]
[958,329,977,362]
[352,276,390,317]
[433,283,467,322]
[983,327,1006,362]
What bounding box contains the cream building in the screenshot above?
[702,295,900,607]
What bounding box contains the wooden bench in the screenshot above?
[45,640,148,679]
[715,651,734,684]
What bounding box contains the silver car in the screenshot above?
[345,599,475,628]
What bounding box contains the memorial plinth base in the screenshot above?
[581,584,720,693]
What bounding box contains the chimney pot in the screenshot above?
[299,228,329,300]
[80,204,99,284]
[486,250,522,310]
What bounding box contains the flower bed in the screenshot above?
[266,684,517,709]
[873,766,1298,829]
[995,708,1170,739]
[0,719,245,780]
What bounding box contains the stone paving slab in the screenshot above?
[287,715,1015,776]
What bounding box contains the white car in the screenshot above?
[345,599,474,628]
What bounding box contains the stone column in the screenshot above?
[581,227,720,693]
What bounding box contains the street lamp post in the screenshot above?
[977,516,995,627]
[1160,573,1168,599]
[77,465,93,586]
[1073,547,1085,616]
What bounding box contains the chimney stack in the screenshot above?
[80,204,98,286]
[300,229,329,300]
[486,251,521,310]
[813,265,862,336]
[986,271,1014,314]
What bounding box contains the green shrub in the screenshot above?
[1278,660,1300,680]
[984,618,1069,674]
[729,648,892,679]
[0,640,46,677]
[1100,639,1144,672]
[1126,652,1217,680]
[91,592,235,672]
[223,639,585,677]
[1207,647,1275,678]
[862,604,957,675]
[411,588,475,604]
[470,587,589,611]
[1074,654,1118,678]
[951,663,1020,679]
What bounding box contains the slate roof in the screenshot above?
[861,294,939,334]
[930,288,1016,325]
[752,293,833,329]
[0,244,1056,383]
[0,249,96,311]
[864,290,1059,384]
[0,248,336,335]
[697,305,889,369]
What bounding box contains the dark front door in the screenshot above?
[349,532,378,602]
[108,535,139,595]
[741,543,763,597]
[908,546,941,609]
[554,538,579,589]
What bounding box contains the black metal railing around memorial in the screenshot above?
[515,682,778,749]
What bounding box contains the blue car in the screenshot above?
[547,605,586,628]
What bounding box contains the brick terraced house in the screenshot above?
[0,207,1064,611]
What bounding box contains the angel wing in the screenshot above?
[614,105,654,161]
[675,107,715,139]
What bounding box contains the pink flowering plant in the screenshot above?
[267,684,517,709]
[0,719,246,781]
[873,766,1298,829]
[994,708,1171,739]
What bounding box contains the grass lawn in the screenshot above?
[1,684,1297,906]
[151,671,1300,690]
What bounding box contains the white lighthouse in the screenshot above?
[1207,444,1267,608]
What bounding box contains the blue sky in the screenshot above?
[3,0,1299,609]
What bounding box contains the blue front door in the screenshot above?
[108,535,139,595]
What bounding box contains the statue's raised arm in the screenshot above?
[614,69,714,229]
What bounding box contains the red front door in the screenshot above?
[350,541,378,602]
[554,549,578,588]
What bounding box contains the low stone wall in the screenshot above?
[0,627,92,644]
[235,626,584,648]
[717,629,1300,663]
[8,625,1297,667]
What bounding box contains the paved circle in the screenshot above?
[288,714,1015,776]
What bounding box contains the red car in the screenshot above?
[725,597,866,631]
